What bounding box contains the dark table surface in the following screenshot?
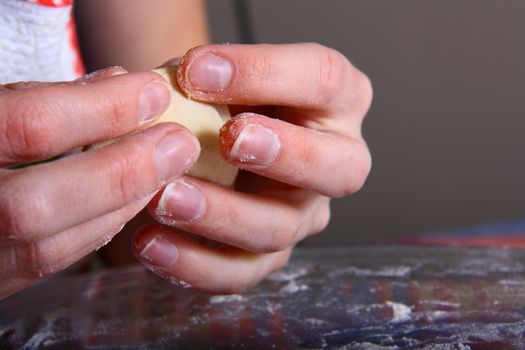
[3,244,525,349]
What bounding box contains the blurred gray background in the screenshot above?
[206,0,525,244]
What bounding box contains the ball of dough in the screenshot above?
[93,66,238,187]
[152,66,238,187]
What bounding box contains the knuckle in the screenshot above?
[0,179,46,240]
[104,96,134,137]
[2,97,55,160]
[106,139,154,205]
[108,154,139,205]
[242,52,275,85]
[316,46,349,106]
[313,44,373,115]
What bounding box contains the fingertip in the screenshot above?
[132,225,179,270]
[219,115,243,159]
[219,113,282,166]
[132,226,199,289]
[151,179,207,224]
[177,45,234,100]
[219,113,257,158]
[139,81,171,124]
[153,128,200,183]
[131,224,156,255]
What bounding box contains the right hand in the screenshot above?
[0,67,200,300]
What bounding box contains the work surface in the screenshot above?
[2,246,525,349]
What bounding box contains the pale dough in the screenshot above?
[153,67,237,187]
[94,66,238,187]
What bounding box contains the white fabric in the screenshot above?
[0,0,76,84]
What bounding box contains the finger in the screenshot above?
[219,113,371,197]
[148,176,330,253]
[2,66,128,92]
[0,123,200,241]
[0,69,171,166]
[177,43,372,116]
[0,194,153,300]
[3,81,49,91]
[132,224,293,294]
[75,66,128,83]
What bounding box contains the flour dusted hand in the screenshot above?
[0,68,200,300]
[133,44,373,294]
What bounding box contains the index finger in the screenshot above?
[0,71,170,166]
[177,43,372,117]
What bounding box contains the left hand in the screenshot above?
[132,43,373,294]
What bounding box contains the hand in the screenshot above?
[0,67,200,300]
[132,43,373,294]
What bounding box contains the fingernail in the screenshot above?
[140,235,178,268]
[139,82,171,124]
[156,180,205,222]
[229,124,281,165]
[187,53,232,92]
[155,132,199,182]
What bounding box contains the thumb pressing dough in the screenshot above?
[93,66,238,187]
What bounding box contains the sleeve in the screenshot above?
[0,0,84,84]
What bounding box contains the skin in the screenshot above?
[74,0,210,71]
[0,69,201,299]
[0,2,372,299]
[0,0,208,300]
[73,0,210,266]
[137,43,373,294]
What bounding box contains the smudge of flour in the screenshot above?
[331,266,412,278]
[268,267,308,282]
[385,301,412,323]
[279,280,308,294]
[209,294,245,304]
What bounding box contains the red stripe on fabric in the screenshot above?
[34,0,73,7]
[396,235,525,248]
